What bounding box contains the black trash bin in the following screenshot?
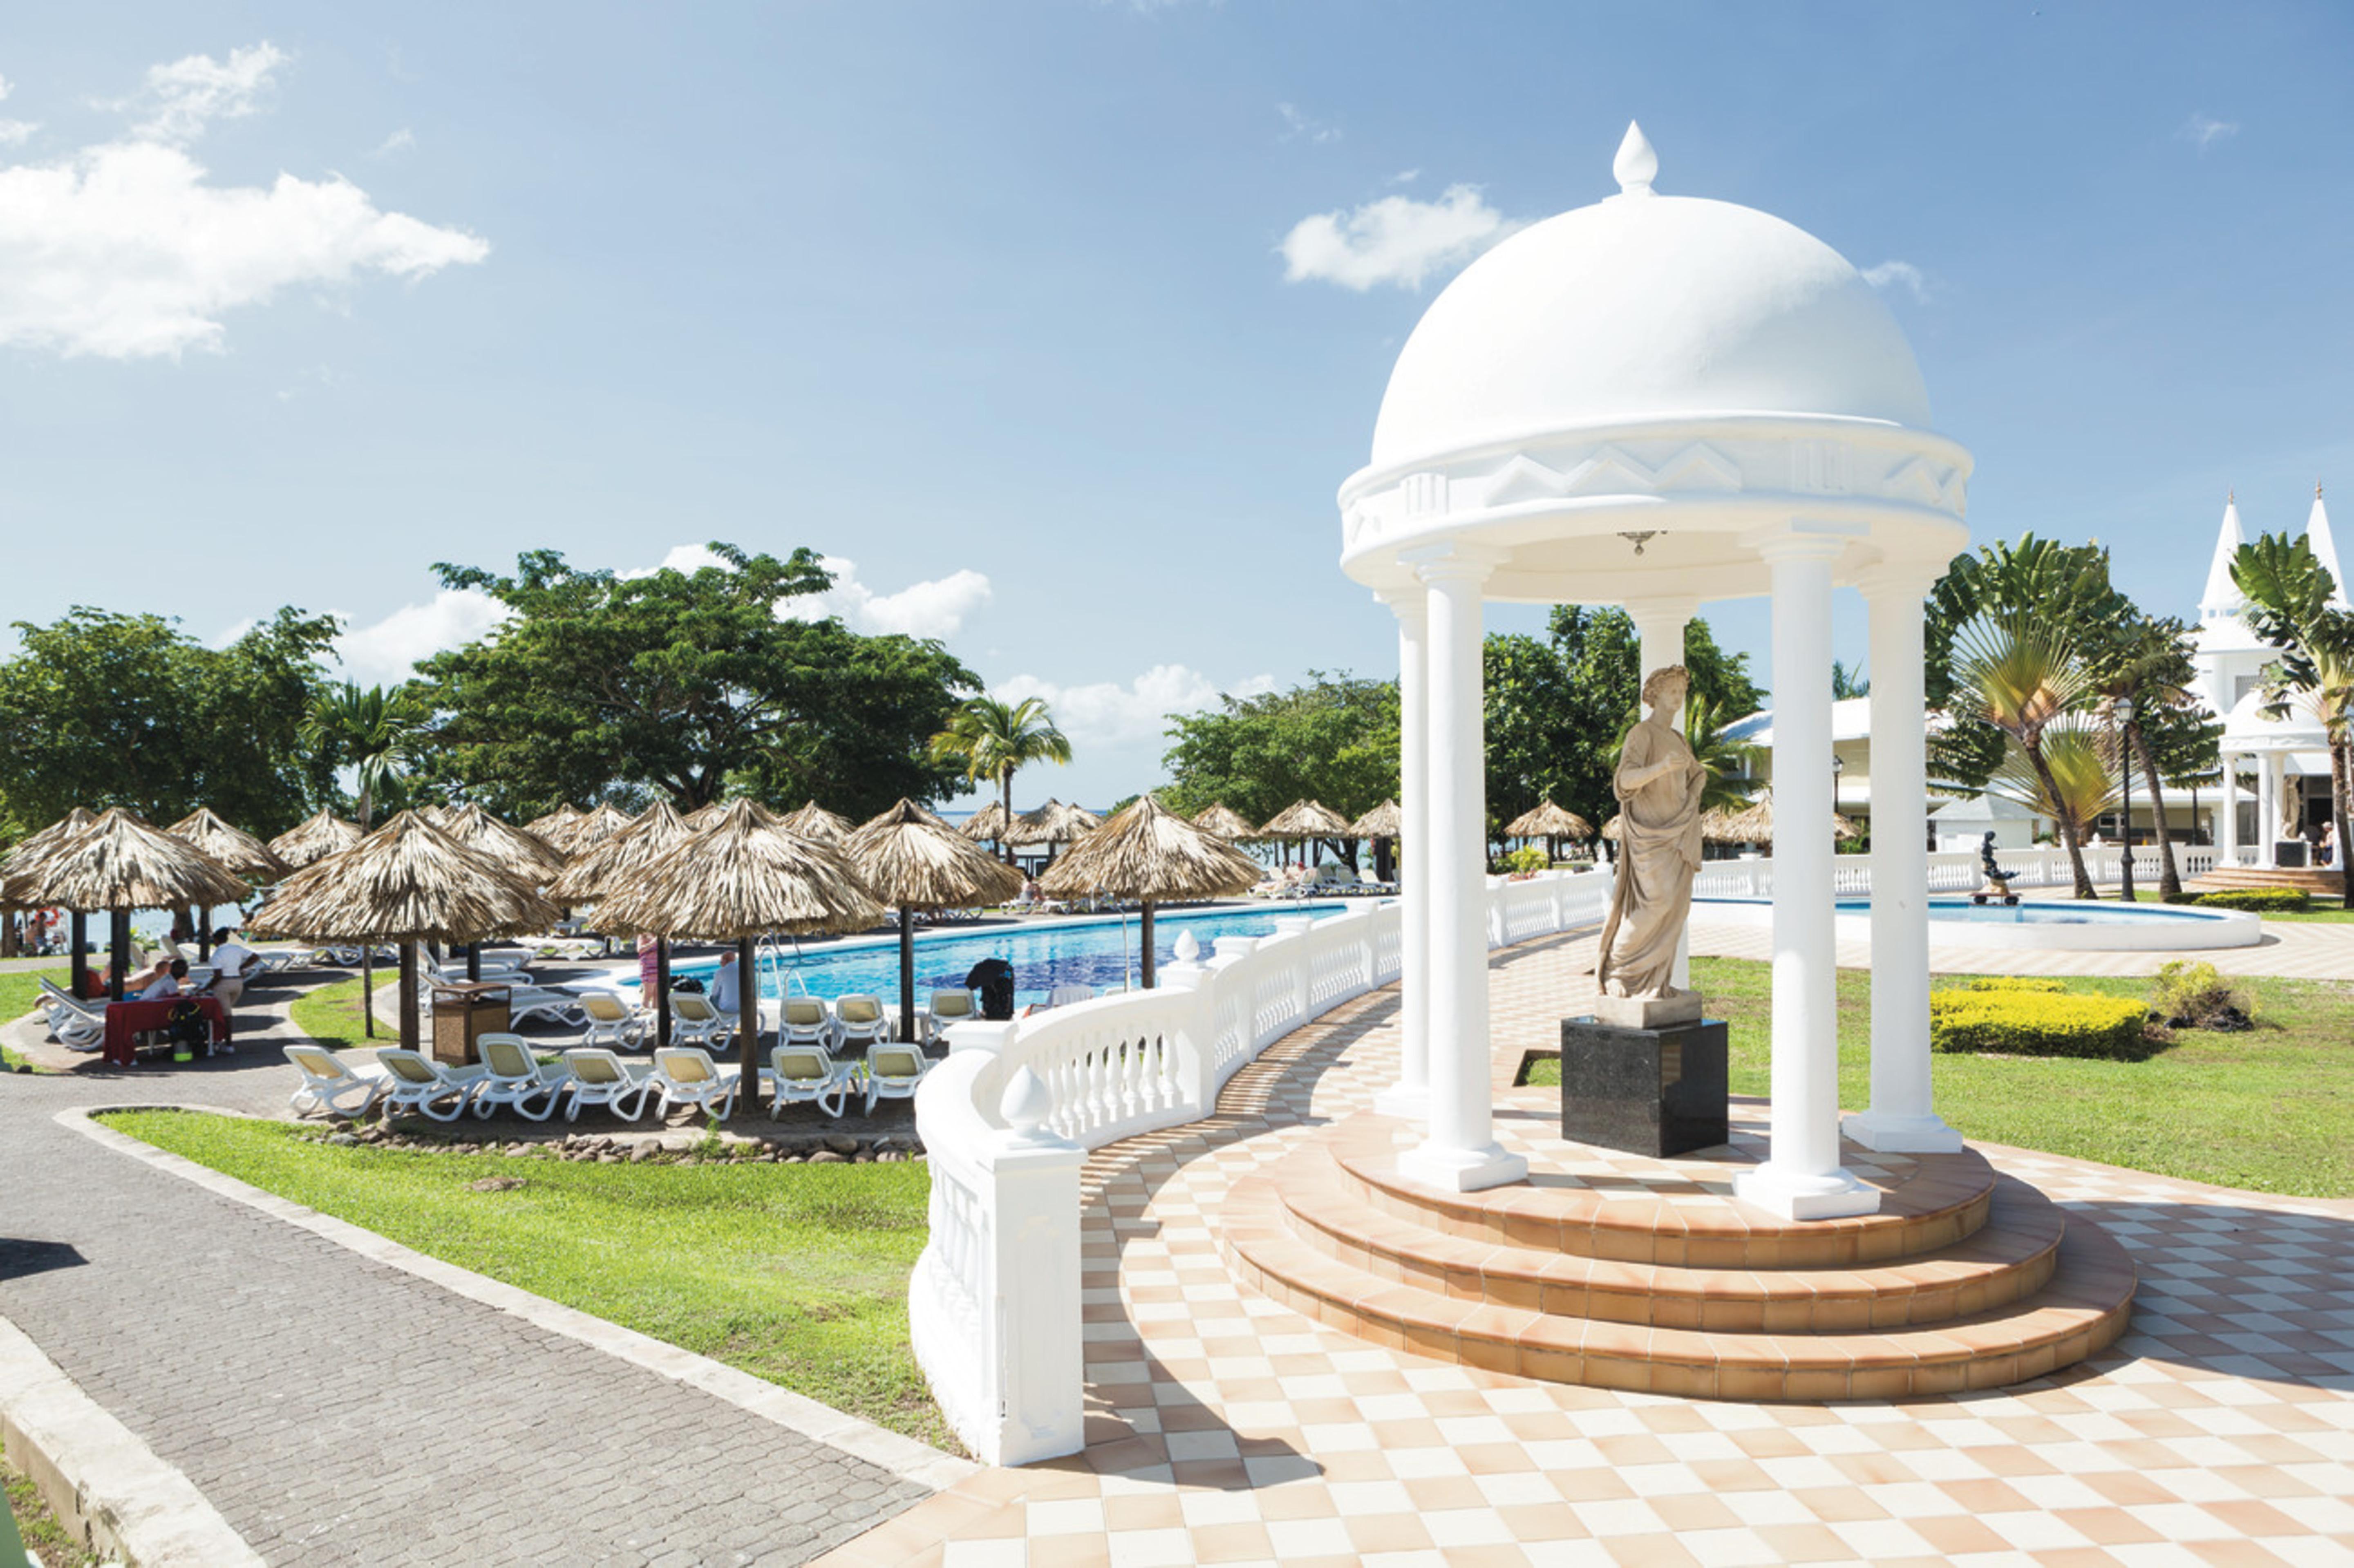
[965,958,1016,1020]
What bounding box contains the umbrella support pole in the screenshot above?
[69,914,87,999]
[736,936,759,1118]
[362,950,376,1038]
[466,944,480,983]
[656,939,672,1048]
[398,942,421,1054]
[1141,902,1156,989]
[898,908,917,1046]
[108,911,130,1001]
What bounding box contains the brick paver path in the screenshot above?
[818,928,2354,1567]
[1689,906,2354,979]
[0,973,935,1566]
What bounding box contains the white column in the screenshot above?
[1628,597,1698,991]
[2220,754,2240,867]
[1397,546,1525,1193]
[1847,566,1962,1154]
[1735,530,1879,1221]
[1376,587,1431,1123]
[2258,754,2278,869]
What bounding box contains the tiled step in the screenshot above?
[1224,1172,2136,1400]
[2186,867,2343,895]
[1329,1119,1998,1269]
[1271,1140,2062,1333]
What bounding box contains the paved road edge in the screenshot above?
[0,1309,266,1568]
[60,1105,980,1496]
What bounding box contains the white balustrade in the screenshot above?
[1698,842,2219,903]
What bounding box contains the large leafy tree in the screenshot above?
[1161,673,1401,864]
[2233,532,2354,907]
[928,696,1072,858]
[0,606,339,842]
[416,544,979,820]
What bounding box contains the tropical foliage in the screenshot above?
[1161,673,1401,839]
[2083,611,2210,900]
[302,682,431,829]
[926,696,1073,857]
[2233,531,2354,907]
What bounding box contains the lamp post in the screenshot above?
[1832,753,1846,820]
[2115,698,2136,904]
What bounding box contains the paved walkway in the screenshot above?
[1687,908,2354,979]
[0,975,942,1566]
[819,929,2354,1567]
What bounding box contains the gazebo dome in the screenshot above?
[1338,123,1969,607]
[1371,186,1931,470]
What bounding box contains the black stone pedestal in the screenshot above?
[1560,1016,1730,1158]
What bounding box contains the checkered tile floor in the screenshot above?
[817,931,2354,1567]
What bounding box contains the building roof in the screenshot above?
[2198,493,2248,623]
[1723,696,1875,749]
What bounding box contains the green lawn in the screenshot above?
[2122,888,2354,922]
[286,971,384,1049]
[1529,956,2354,1199]
[101,1110,950,1451]
[0,968,66,1021]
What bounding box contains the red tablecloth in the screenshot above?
[102,996,229,1066]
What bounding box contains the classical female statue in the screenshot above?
[1595,664,1707,1022]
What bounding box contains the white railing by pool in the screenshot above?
[1692,843,2220,901]
[910,868,1614,1465]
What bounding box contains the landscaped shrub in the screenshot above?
[2152,960,2251,1031]
[1500,846,1549,875]
[1958,977,2066,993]
[1928,990,2153,1060]
[2193,888,2311,913]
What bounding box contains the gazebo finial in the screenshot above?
[1613,120,1658,197]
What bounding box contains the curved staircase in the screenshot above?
[1224,1110,2135,1400]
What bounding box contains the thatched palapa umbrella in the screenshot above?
[269,810,362,871]
[1349,799,1403,884]
[781,801,855,846]
[594,799,885,1114]
[1190,803,1254,840]
[1505,799,1594,863]
[1009,799,1101,868]
[1,807,95,982]
[4,809,251,1000]
[250,812,560,1053]
[524,805,588,854]
[1259,799,1352,868]
[549,800,700,1047]
[568,802,636,853]
[1041,796,1260,987]
[848,799,1024,1041]
[167,808,288,957]
[1710,791,1861,847]
[433,803,568,979]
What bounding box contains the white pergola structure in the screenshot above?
[1340,125,1970,1217]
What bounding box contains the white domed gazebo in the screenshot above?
[1342,124,1968,1217]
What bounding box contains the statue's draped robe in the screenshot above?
[1597,717,1706,998]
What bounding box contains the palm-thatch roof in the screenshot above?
[1505,800,1594,841]
[1258,799,1352,840]
[248,810,561,944]
[848,800,1024,910]
[684,797,780,831]
[547,800,699,904]
[1039,795,1263,901]
[3,807,252,912]
[524,804,587,853]
[167,807,290,881]
[1349,800,1403,839]
[1706,792,1862,846]
[958,800,1013,842]
[1191,803,1255,839]
[592,798,885,941]
[0,807,96,884]
[781,800,855,846]
[434,801,570,885]
[1602,814,1622,843]
[1009,798,1101,847]
[568,802,636,852]
[268,809,362,870]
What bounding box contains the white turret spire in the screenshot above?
[2306,482,2352,609]
[2199,490,2247,622]
[1613,121,1658,197]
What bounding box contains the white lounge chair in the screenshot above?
[778,995,833,1051]
[578,992,649,1051]
[863,1042,931,1115]
[471,1033,575,1121]
[284,1044,389,1120]
[648,1047,743,1120]
[37,979,106,1049]
[833,993,891,1052]
[769,1043,857,1118]
[919,988,976,1042]
[667,992,734,1051]
[374,1049,489,1122]
[1046,984,1096,1009]
[561,1048,655,1121]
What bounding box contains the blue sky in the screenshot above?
[4,2,2352,808]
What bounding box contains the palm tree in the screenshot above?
[927,696,1073,862]
[2234,533,2354,908]
[2087,614,2200,901]
[1985,720,2117,848]
[1950,615,2099,896]
[301,682,431,1033]
[1830,660,1871,700]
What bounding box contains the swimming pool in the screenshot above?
[1694,895,2262,951]
[618,902,1354,1009]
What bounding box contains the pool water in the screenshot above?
[1702,896,2233,926]
[622,902,1351,1011]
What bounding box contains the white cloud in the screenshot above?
[995,664,1275,750]
[1277,102,1340,145]
[1860,259,1930,303]
[374,127,415,157]
[1279,183,1517,291]
[119,42,287,144]
[781,556,994,638]
[2182,112,2238,151]
[333,588,510,685]
[0,48,488,360]
[0,72,36,145]
[1389,168,1420,185]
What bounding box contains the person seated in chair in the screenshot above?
[136,957,189,1000]
[709,950,743,1024]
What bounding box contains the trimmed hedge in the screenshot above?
[1928,990,2153,1060]
[2191,888,2311,914]
[1958,977,2065,993]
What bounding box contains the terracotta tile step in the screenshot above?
[1265,1141,2063,1333]
[1223,1174,2135,1402]
[1329,1117,1998,1269]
